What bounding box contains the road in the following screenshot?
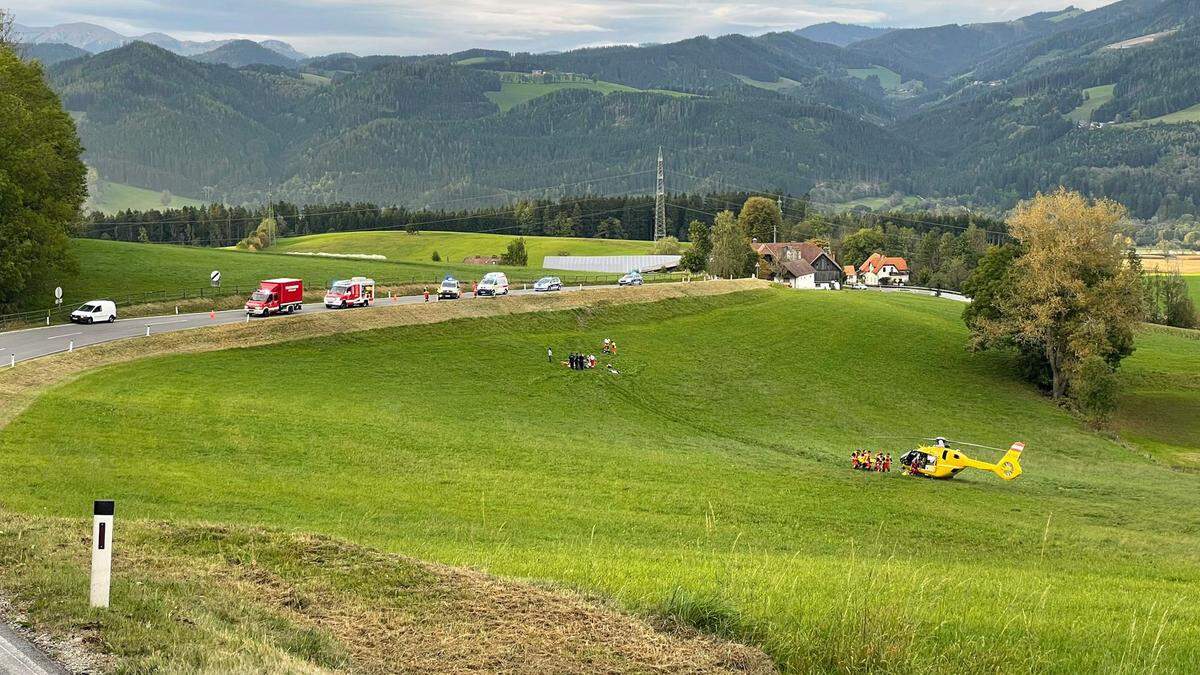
[0,285,599,365]
[0,622,66,675]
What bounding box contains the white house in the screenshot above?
[858,253,910,286]
[754,242,842,288]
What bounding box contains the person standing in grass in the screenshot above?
[884,453,892,473]
[547,346,553,363]
[423,286,430,303]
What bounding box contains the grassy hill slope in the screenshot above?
[270,231,668,266]
[484,76,692,112]
[86,179,203,214]
[1,288,1196,671]
[61,239,620,308]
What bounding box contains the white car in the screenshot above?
[70,300,117,324]
[618,272,644,286]
[439,278,461,299]
[533,276,562,292]
[477,272,509,296]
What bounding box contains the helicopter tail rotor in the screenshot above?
[993,442,1024,480]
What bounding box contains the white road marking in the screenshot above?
[145,319,190,327]
[46,332,81,340]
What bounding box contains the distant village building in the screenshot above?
[858,253,910,286]
[843,265,859,285]
[754,242,841,289]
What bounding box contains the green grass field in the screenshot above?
[270,230,666,266]
[1065,84,1115,123]
[733,74,804,92]
[1119,102,1200,128]
[846,65,903,92]
[86,180,203,214]
[62,238,618,308]
[485,76,692,112]
[2,288,1197,671]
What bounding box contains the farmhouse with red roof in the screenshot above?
[858,253,910,286]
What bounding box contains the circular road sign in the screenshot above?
[54,286,63,305]
[210,270,221,286]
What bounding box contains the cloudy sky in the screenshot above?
[10,0,1117,55]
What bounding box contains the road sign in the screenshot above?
[54,286,63,306]
[210,270,221,287]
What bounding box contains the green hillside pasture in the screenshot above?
[2,289,1197,671]
[846,65,903,91]
[485,77,692,112]
[61,239,605,309]
[87,180,203,214]
[1065,84,1115,123]
[1115,325,1200,469]
[271,230,669,266]
[1119,102,1200,128]
[733,74,803,92]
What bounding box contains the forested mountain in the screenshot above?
[193,40,299,69]
[794,23,892,47]
[34,0,1200,224]
[17,43,88,66]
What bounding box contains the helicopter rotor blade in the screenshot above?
[940,439,1006,452]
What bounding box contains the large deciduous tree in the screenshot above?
[708,210,755,278]
[0,26,87,312]
[680,220,711,273]
[737,197,781,244]
[964,189,1143,408]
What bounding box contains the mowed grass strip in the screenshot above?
[271,230,667,266]
[0,513,771,673]
[1,288,1198,671]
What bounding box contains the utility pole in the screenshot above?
[775,196,782,244]
[654,147,666,241]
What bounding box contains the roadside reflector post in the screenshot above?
[175,306,179,315]
[90,499,114,608]
[145,325,151,337]
[68,340,74,353]
[46,314,50,326]
[244,313,249,323]
[9,354,14,368]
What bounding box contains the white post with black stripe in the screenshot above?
[90,499,114,608]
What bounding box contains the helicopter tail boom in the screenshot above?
[993,442,1024,480]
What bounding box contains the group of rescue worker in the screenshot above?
[549,338,619,372]
[851,450,892,473]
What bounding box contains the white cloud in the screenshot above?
[7,0,1121,55]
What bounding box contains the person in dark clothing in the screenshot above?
[547,346,553,363]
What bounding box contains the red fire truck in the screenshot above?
[245,278,304,317]
[324,277,375,309]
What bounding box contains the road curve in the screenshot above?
[0,284,609,365]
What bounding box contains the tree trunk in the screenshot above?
[1047,343,1066,400]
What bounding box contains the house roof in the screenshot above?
[858,253,909,274]
[779,259,815,278]
[754,242,839,267]
[843,265,856,276]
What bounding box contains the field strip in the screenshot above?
[0,280,764,431]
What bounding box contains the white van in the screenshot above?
[70,300,117,324]
[476,272,509,297]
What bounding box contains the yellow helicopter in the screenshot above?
[898,437,1025,481]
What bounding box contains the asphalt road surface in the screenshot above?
[0,285,602,365]
[0,622,66,675]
